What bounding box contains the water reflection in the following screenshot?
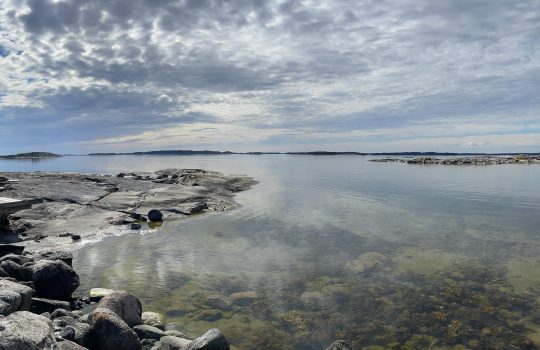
[4,155,540,348]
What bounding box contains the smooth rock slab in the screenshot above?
[0,311,58,349]
[97,290,142,327]
[30,297,71,314]
[186,329,229,350]
[88,308,141,350]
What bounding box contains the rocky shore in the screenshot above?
[0,169,351,349]
[0,169,258,250]
[369,154,540,165]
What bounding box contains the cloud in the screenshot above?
[0,0,539,153]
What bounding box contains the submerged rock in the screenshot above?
[97,290,142,327]
[89,287,115,301]
[229,291,257,306]
[0,311,58,349]
[346,252,387,274]
[325,340,352,350]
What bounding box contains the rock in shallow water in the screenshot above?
[186,328,229,350]
[0,311,58,349]
[89,287,114,301]
[141,311,166,330]
[148,209,163,222]
[30,259,80,300]
[88,308,141,350]
[97,290,142,327]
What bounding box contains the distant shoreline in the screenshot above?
[86,150,540,157]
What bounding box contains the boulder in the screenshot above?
[194,310,222,321]
[30,260,80,300]
[142,311,166,330]
[133,324,165,340]
[0,279,33,311]
[0,290,21,316]
[0,267,8,278]
[0,311,58,349]
[325,340,352,350]
[89,287,115,301]
[148,209,163,222]
[53,316,96,349]
[160,336,192,350]
[51,308,80,319]
[31,297,71,314]
[131,223,142,230]
[1,260,33,281]
[56,326,76,341]
[189,203,208,214]
[97,290,142,327]
[57,339,88,350]
[0,244,24,258]
[186,329,229,350]
[87,308,142,350]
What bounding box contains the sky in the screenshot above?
[0,0,539,154]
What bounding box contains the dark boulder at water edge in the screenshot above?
[148,209,163,222]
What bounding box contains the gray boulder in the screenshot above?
[325,340,352,350]
[186,329,229,350]
[30,260,80,300]
[30,297,71,314]
[97,290,142,327]
[0,311,58,349]
[142,311,166,330]
[1,261,33,281]
[0,290,21,316]
[87,308,141,350]
[134,324,165,340]
[141,339,158,350]
[0,279,33,311]
[160,336,192,350]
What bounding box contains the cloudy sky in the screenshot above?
[1,0,539,154]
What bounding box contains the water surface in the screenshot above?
[2,155,540,349]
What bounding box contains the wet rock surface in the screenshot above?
[0,169,258,250]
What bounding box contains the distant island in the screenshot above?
[0,152,61,159]
[88,150,540,156]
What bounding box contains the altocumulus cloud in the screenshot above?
[0,0,539,153]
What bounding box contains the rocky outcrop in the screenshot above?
[370,155,540,165]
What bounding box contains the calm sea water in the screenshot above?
[2,155,540,349]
